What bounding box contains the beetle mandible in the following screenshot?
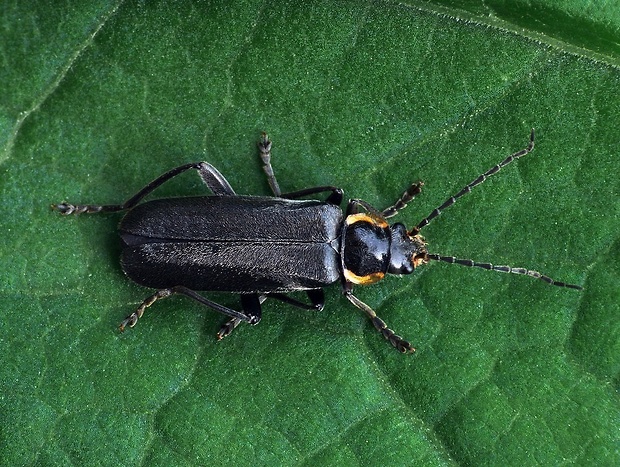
[53,130,582,353]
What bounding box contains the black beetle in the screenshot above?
[53,130,582,352]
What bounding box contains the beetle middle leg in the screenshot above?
[53,161,235,215]
[265,290,325,311]
[119,286,255,331]
[217,290,325,339]
[259,132,343,205]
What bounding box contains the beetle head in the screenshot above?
[388,223,428,275]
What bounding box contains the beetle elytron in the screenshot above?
[53,130,582,353]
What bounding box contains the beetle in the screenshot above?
[53,130,582,353]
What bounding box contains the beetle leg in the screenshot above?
[197,163,236,196]
[240,294,262,324]
[258,132,281,197]
[281,186,343,205]
[346,199,385,218]
[53,162,235,215]
[259,132,343,205]
[216,318,243,340]
[306,289,325,310]
[266,290,325,311]
[343,288,415,353]
[216,294,263,339]
[381,182,424,218]
[119,286,253,331]
[218,291,325,339]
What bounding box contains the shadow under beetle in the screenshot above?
[53,130,582,353]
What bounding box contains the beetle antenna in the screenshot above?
[427,253,583,290]
[409,129,535,235]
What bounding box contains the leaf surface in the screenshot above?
[1,1,618,465]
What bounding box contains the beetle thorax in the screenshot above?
[342,215,428,286]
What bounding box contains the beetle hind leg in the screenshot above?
[344,290,415,353]
[119,286,254,332]
[53,162,235,216]
[119,288,173,331]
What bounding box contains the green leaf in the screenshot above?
[1,1,618,465]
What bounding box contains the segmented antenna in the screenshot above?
[382,182,424,218]
[427,254,583,290]
[410,129,535,235]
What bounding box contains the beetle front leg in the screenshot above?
[344,286,415,353]
[53,162,235,215]
[119,286,253,331]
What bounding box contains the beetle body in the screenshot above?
[53,131,582,353]
[120,196,343,292]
